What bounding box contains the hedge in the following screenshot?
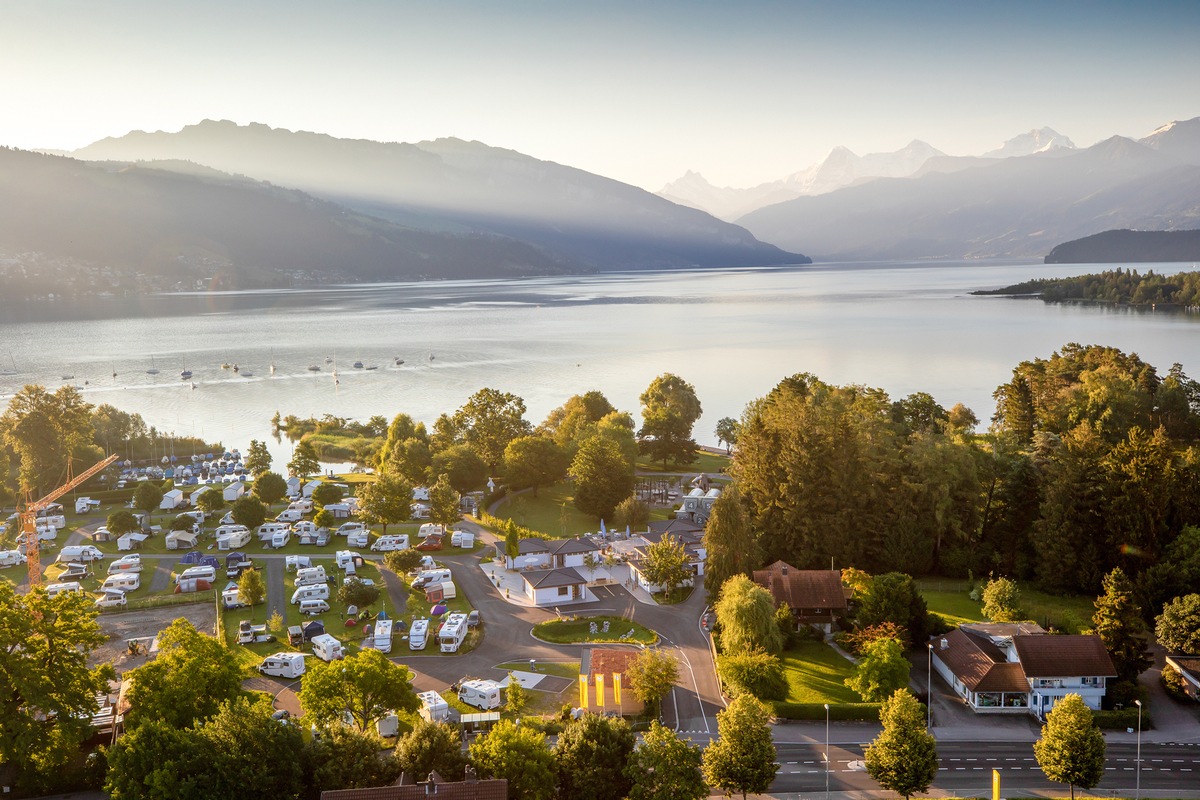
[773,702,883,721]
[1093,708,1152,730]
[475,510,553,541]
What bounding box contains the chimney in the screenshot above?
[781,564,788,576]
[940,637,949,650]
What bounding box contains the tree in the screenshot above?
[701,694,776,799]
[252,470,287,505]
[105,718,213,800]
[197,696,305,800]
[570,435,635,520]
[855,572,930,647]
[846,638,911,702]
[196,487,226,518]
[0,584,113,793]
[702,484,761,597]
[385,436,434,487]
[554,714,636,800]
[301,725,402,800]
[377,413,428,472]
[237,568,266,619]
[106,508,140,536]
[299,648,419,732]
[356,472,412,534]
[288,439,320,479]
[313,507,335,530]
[0,384,95,495]
[230,495,268,530]
[244,439,272,477]
[640,536,692,597]
[469,719,556,800]
[864,689,938,800]
[504,434,569,496]
[715,416,740,454]
[430,442,487,493]
[714,574,783,656]
[170,513,195,531]
[394,719,466,782]
[133,480,165,523]
[717,650,787,701]
[638,373,703,467]
[453,388,533,472]
[626,720,706,800]
[1093,567,1152,684]
[428,472,460,527]
[611,495,650,532]
[311,481,344,507]
[1156,594,1200,654]
[383,547,423,576]
[1033,693,1106,800]
[124,619,243,729]
[505,671,529,717]
[542,391,617,447]
[982,576,1024,622]
[505,521,520,561]
[338,577,381,608]
[626,648,679,714]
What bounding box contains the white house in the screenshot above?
[303,479,322,498]
[522,567,591,606]
[223,482,245,502]
[1165,655,1200,701]
[500,537,602,571]
[550,537,602,569]
[189,486,214,507]
[627,525,707,594]
[503,538,552,570]
[160,489,185,511]
[930,623,1116,718]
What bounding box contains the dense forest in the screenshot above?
[731,343,1200,614]
[973,268,1200,307]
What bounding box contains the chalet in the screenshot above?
[550,537,602,569]
[522,567,591,606]
[627,526,706,593]
[1164,655,1200,701]
[930,623,1117,718]
[584,647,644,715]
[752,561,847,634]
[497,537,602,571]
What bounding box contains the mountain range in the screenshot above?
[658,128,1076,221]
[64,121,805,277]
[736,117,1200,261]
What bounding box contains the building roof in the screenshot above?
[524,567,586,590]
[515,538,550,555]
[641,527,704,547]
[587,648,640,679]
[1012,635,1117,678]
[646,519,704,536]
[1166,655,1200,684]
[752,561,847,612]
[551,537,600,555]
[960,622,1047,639]
[931,629,1012,692]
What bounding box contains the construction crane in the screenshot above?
[20,453,119,587]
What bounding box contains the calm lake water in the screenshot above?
[2,259,1198,465]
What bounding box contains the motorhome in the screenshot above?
[408,618,429,650]
[450,530,475,548]
[457,679,502,710]
[370,534,409,552]
[337,521,366,536]
[310,633,345,661]
[221,583,245,609]
[225,554,253,578]
[58,562,92,580]
[236,620,273,645]
[94,591,127,608]
[291,584,330,604]
[271,529,292,548]
[417,690,450,722]
[257,652,306,679]
[411,568,452,590]
[45,582,83,598]
[299,598,330,616]
[57,545,104,563]
[216,525,251,550]
[372,618,393,653]
[345,531,368,548]
[294,566,328,587]
[0,550,25,567]
[425,580,457,604]
[101,573,141,593]
[257,522,290,542]
[438,612,468,653]
[108,555,143,574]
[176,565,216,584]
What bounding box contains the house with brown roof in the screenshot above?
[930,622,1116,718]
[1164,655,1200,701]
[583,647,644,715]
[752,561,848,634]
[321,769,506,799]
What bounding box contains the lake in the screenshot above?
[2,259,1198,465]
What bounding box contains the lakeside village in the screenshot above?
[4,349,1200,799]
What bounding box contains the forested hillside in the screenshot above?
[973,268,1200,307]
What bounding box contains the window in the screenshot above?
[558,586,569,596]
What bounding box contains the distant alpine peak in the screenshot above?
[983,127,1076,158]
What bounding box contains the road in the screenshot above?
[766,740,1200,795]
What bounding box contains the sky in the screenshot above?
[3,0,1198,190]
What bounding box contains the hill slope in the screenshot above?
[1045,229,1200,264]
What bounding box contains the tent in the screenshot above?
[198,555,221,570]
[180,551,204,565]
[225,551,247,568]
[302,620,325,642]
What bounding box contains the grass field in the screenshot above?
[635,451,732,474]
[533,615,656,645]
[777,640,864,704]
[495,659,581,680]
[496,482,598,538]
[918,579,1096,634]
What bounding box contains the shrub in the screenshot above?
[717,651,787,701]
[772,702,882,721]
[1093,708,1151,730]
[1162,663,1189,701]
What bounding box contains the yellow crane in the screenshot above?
[20,453,119,587]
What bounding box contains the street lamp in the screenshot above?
[926,642,934,730]
[1134,699,1143,800]
[824,702,830,800]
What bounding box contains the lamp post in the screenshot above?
[926,642,934,730]
[1134,699,1143,800]
[824,702,830,800]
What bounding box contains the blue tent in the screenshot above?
[198,555,221,570]
[225,551,247,567]
[180,551,204,565]
[302,620,325,641]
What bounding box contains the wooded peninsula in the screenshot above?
[972,268,1200,309]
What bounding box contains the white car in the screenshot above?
[94,591,127,608]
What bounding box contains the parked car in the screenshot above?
[415,535,443,552]
[467,609,481,628]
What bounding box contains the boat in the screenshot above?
[146,356,159,375]
[190,381,197,390]
[364,365,378,371]
[270,362,277,375]
[232,364,239,373]
[353,361,363,369]
[324,356,333,364]
[394,358,405,366]
[240,371,254,377]
[61,374,74,380]
[429,352,435,361]
[221,362,232,370]
[180,370,193,380]
[307,365,321,372]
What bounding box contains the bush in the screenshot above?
[1093,708,1152,730]
[717,651,787,701]
[1162,663,1190,701]
[772,702,882,721]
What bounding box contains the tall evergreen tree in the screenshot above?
[1092,567,1152,684]
[702,484,761,597]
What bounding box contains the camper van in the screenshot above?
[310,633,345,662]
[370,534,409,552]
[299,598,330,616]
[457,679,502,710]
[257,522,290,542]
[411,568,452,590]
[345,531,368,548]
[372,618,393,653]
[294,566,328,587]
[45,582,83,598]
[101,573,141,593]
[408,618,430,650]
[424,580,457,604]
[108,555,143,574]
[0,550,25,567]
[57,545,104,563]
[257,652,306,679]
[417,690,450,722]
[291,584,330,604]
[337,521,366,537]
[175,565,216,584]
[94,591,127,608]
[275,508,303,524]
[438,612,468,653]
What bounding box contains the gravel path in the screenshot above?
[148,560,172,593]
[266,556,285,622]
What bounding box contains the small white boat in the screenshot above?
[241,371,254,378]
[394,357,405,366]
[324,356,333,364]
[270,363,277,375]
[364,365,378,371]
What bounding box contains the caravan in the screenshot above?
[370,534,409,552]
[176,565,216,584]
[291,584,330,604]
[417,690,450,722]
[408,618,429,650]
[0,550,25,567]
[372,618,393,653]
[424,580,457,604]
[412,568,452,590]
[101,573,141,593]
[216,525,251,550]
[57,545,104,563]
[295,566,328,587]
[257,652,306,679]
[457,679,502,710]
[45,582,83,598]
[438,612,468,653]
[108,555,142,574]
[450,530,475,548]
[257,522,290,542]
[271,528,292,548]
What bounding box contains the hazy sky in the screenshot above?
[3,1,1198,190]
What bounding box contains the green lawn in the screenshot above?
[777,640,864,704]
[918,579,1096,634]
[533,615,656,645]
[496,482,597,538]
[496,659,581,680]
[635,451,731,474]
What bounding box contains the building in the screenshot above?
[522,567,591,606]
[752,561,847,634]
[1164,655,1200,701]
[627,526,706,594]
[675,486,721,524]
[321,770,506,800]
[930,623,1117,718]
[498,536,602,571]
[583,647,644,715]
